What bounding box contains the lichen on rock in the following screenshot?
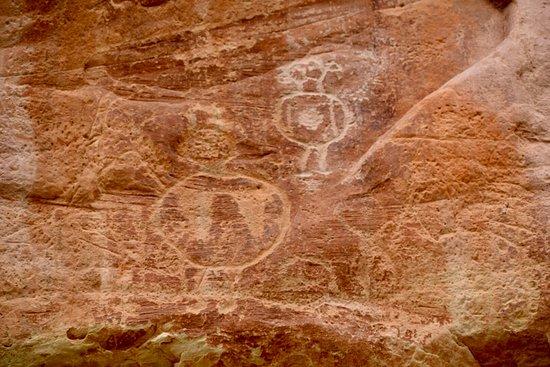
[0,325,223,367]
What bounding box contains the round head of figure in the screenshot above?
[178,108,235,167]
[184,126,233,164]
[279,59,324,93]
[279,59,343,93]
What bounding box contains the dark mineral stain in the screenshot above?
[489,0,513,9]
[137,0,169,7]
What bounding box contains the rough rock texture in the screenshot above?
[0,0,549,366]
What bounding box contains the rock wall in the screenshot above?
[0,0,548,365]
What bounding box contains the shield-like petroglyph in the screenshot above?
[276,58,353,177]
[151,108,290,271]
[153,173,289,269]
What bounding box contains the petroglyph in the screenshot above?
[152,108,290,271]
[276,58,353,176]
[153,173,289,269]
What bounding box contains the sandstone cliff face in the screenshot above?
[0,0,548,366]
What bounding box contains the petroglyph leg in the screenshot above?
[315,145,331,174]
[297,147,314,177]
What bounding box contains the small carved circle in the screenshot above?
[277,92,348,146]
[178,128,233,163]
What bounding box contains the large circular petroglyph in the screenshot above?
[152,174,290,269]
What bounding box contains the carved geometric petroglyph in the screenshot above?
[153,107,291,271]
[152,173,290,270]
[279,94,347,144]
[176,106,235,166]
[179,127,233,164]
[296,107,324,131]
[276,58,352,176]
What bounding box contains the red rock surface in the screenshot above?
[0,0,548,365]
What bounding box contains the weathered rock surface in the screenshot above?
[0,0,548,365]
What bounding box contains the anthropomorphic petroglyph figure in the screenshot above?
[153,108,290,271]
[276,59,352,177]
